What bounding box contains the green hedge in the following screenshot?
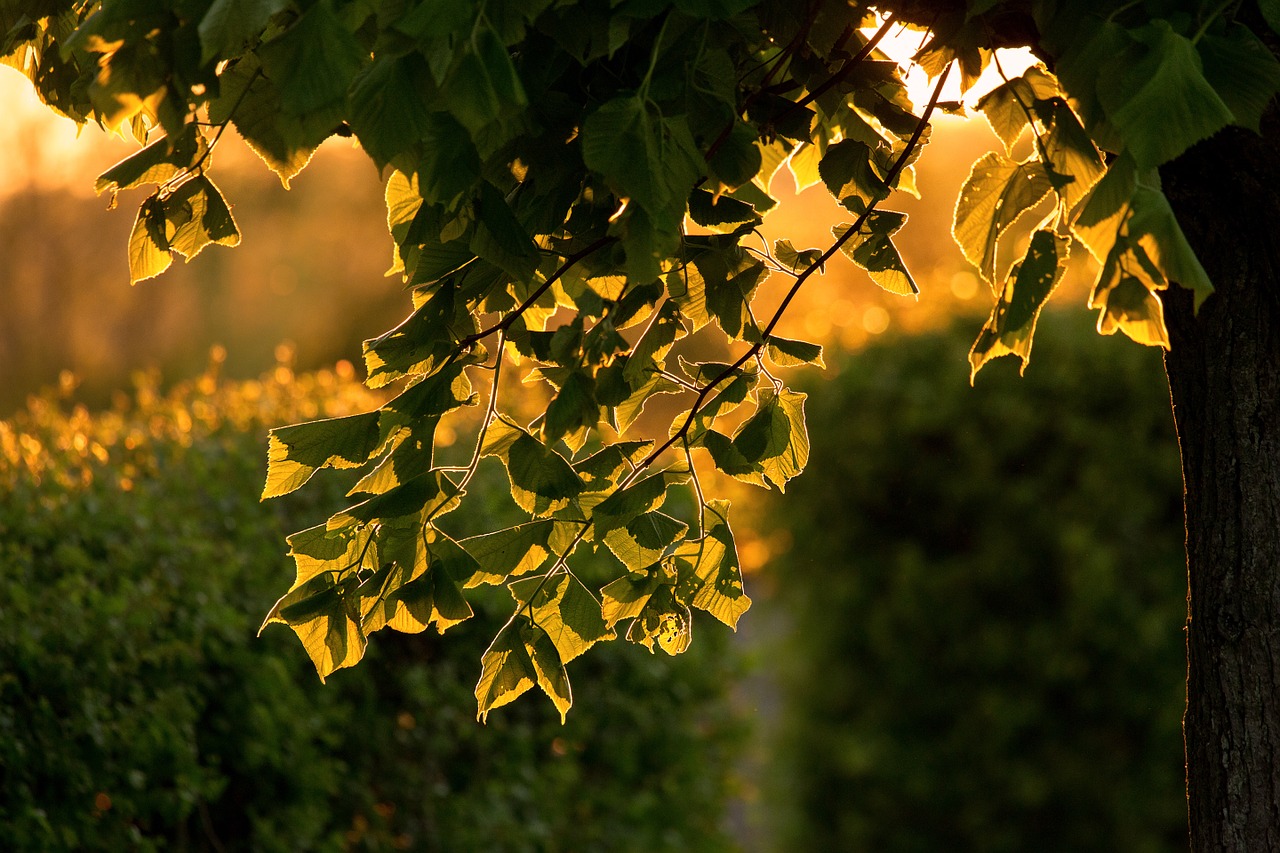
[0,366,742,852]
[760,313,1188,852]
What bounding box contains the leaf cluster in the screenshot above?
[9,0,1277,718]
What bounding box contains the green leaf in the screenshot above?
[357,524,476,634]
[348,53,435,170]
[198,0,285,63]
[460,520,563,587]
[329,470,462,528]
[707,120,761,190]
[731,388,809,491]
[544,370,599,445]
[264,411,383,499]
[259,1,364,117]
[766,336,825,369]
[262,572,366,681]
[1197,24,1280,134]
[625,585,693,655]
[1261,0,1280,34]
[678,500,749,628]
[582,96,702,213]
[975,64,1060,153]
[1127,179,1213,304]
[1039,98,1106,213]
[969,229,1070,380]
[471,181,539,282]
[1090,242,1172,349]
[602,511,688,570]
[688,188,759,230]
[818,139,888,209]
[523,622,573,722]
[481,417,584,516]
[127,197,172,284]
[284,520,366,589]
[774,239,824,275]
[163,175,241,262]
[600,567,665,628]
[833,212,918,296]
[953,151,1053,284]
[508,572,610,664]
[442,25,527,135]
[591,467,690,540]
[1096,20,1233,170]
[94,126,206,195]
[209,55,317,187]
[475,623,537,721]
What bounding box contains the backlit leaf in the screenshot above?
[953,151,1053,285]
[508,572,610,664]
[969,229,1071,380]
[475,624,537,721]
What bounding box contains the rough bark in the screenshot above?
[1161,113,1280,851]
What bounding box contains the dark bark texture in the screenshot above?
[1161,111,1280,852]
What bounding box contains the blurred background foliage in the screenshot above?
[753,313,1187,852]
[1,70,1186,850]
[0,364,743,851]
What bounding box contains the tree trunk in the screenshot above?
[1161,114,1280,851]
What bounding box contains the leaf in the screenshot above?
[360,524,476,634]
[602,511,688,570]
[765,336,825,369]
[460,520,562,587]
[348,53,435,170]
[707,120,761,190]
[258,1,364,117]
[127,197,171,284]
[975,64,1059,153]
[1198,24,1280,134]
[591,468,690,540]
[730,388,809,491]
[582,97,702,214]
[284,521,366,589]
[833,212,918,296]
[818,139,887,209]
[163,175,241,262]
[471,180,539,282]
[1039,98,1106,213]
[198,0,285,63]
[1094,274,1171,349]
[953,151,1053,285]
[1127,179,1213,304]
[1096,20,1234,170]
[679,500,750,628]
[481,417,584,516]
[95,126,206,195]
[209,55,317,187]
[773,240,824,275]
[442,25,527,135]
[688,188,759,230]
[523,622,573,722]
[600,565,667,627]
[261,573,365,681]
[625,585,694,655]
[508,573,610,664]
[475,624,537,721]
[264,411,384,499]
[328,470,462,529]
[969,229,1071,380]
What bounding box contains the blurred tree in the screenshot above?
[5,1,1278,846]
[762,313,1185,852]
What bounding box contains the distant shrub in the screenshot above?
[0,362,742,852]
[760,313,1187,852]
